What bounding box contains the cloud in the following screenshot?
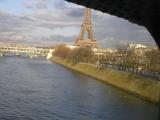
[22,0,48,10]
[67,8,84,17]
[35,0,47,9]
[0,11,33,32]
[22,2,34,9]
[0,10,35,44]
[0,0,156,47]
[52,0,66,9]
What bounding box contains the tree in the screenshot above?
[68,47,94,63]
[54,44,70,59]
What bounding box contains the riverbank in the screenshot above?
[51,57,160,104]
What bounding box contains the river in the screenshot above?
[0,56,159,120]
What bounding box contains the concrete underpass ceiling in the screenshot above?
[65,0,160,48]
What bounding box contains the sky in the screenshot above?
[0,0,156,48]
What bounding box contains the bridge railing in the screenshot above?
[0,46,50,56]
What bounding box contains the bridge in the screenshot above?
[0,44,51,58]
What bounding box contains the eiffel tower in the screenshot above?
[75,8,97,48]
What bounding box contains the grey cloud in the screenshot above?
[0,9,76,46]
[22,0,48,9]
[53,0,66,9]
[22,2,34,9]
[91,12,156,47]
[67,8,84,17]
[0,11,35,44]
[36,2,47,9]
[31,10,82,29]
[0,13,20,32]
[20,35,76,47]
[37,22,80,29]
[0,1,156,48]
[0,11,34,33]
[49,35,76,43]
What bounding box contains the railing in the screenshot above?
[0,46,50,56]
[98,63,160,81]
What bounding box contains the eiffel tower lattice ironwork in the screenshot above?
[75,8,97,48]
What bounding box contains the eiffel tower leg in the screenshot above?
[79,29,85,40]
[87,30,93,39]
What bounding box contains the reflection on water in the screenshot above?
[0,56,159,120]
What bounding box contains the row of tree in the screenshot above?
[54,44,160,80]
[98,46,160,79]
[54,44,94,64]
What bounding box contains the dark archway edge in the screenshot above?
[65,0,160,48]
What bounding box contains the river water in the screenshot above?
[0,56,159,120]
